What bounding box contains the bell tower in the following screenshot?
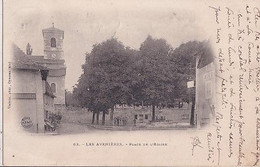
[42,23,64,60]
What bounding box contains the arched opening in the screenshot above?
[51,38,56,47]
[51,83,56,93]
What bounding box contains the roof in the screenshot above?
[42,26,64,33]
[12,44,56,98]
[12,44,48,70]
[28,56,65,64]
[196,42,214,69]
[27,56,66,75]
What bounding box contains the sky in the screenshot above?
[5,0,212,91]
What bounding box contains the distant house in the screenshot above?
[134,111,151,125]
[12,44,56,133]
[195,42,215,127]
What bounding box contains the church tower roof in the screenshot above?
[42,23,64,33]
[42,27,63,32]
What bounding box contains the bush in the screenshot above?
[44,112,62,131]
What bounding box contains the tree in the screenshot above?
[74,38,135,125]
[74,56,113,125]
[169,41,209,102]
[73,36,210,126]
[139,35,176,121]
[169,40,212,126]
[65,89,81,107]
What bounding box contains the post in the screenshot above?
[190,90,195,126]
[187,80,195,127]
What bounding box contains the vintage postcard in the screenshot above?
[2,0,260,166]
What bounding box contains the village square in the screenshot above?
[11,24,215,134]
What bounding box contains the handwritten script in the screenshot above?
[203,2,260,166]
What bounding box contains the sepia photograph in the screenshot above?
[2,0,260,166]
[10,1,215,134]
[11,20,214,134]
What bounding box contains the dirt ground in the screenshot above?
[58,105,192,134]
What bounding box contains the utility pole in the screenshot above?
[190,87,195,126]
[187,80,195,127]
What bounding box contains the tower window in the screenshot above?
[51,83,56,93]
[51,38,56,47]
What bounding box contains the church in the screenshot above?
[11,25,66,133]
[28,24,66,108]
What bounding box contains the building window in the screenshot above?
[51,38,56,47]
[139,114,143,121]
[51,83,56,93]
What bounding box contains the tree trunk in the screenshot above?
[110,106,114,125]
[96,111,100,125]
[92,111,96,124]
[102,111,106,125]
[152,104,156,121]
[141,101,144,109]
